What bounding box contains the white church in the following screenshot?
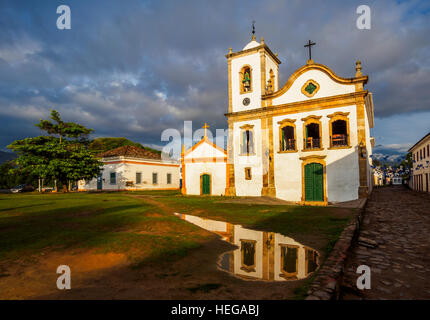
[182,34,375,205]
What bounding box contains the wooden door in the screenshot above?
[202,174,210,195]
[304,163,323,202]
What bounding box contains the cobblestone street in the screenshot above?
[342,186,430,299]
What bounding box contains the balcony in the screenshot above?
[281,139,296,151]
[303,137,321,150]
[330,134,348,147]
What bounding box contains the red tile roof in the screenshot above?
[97,145,161,160]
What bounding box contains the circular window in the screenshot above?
[243,98,250,106]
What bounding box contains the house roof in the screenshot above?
[97,145,161,160]
[408,132,430,152]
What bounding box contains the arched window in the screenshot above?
[328,112,350,148]
[240,239,256,272]
[280,244,298,279]
[302,116,322,150]
[240,124,255,155]
[278,118,297,152]
[239,65,252,94]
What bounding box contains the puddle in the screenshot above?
[174,213,319,282]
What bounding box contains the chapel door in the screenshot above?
[202,174,210,195]
[304,163,323,202]
[97,174,103,190]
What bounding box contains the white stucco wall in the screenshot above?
[79,158,180,191]
[273,105,360,202]
[184,162,226,195]
[233,119,263,197]
[183,140,227,196]
[271,69,355,106]
[231,52,262,113]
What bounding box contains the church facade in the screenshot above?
[183,35,375,205]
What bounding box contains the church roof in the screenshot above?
[97,145,161,160]
[243,39,260,50]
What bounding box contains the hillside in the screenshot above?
[88,137,161,155]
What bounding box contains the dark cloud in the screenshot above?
[0,0,429,150]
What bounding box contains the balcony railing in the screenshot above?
[304,137,321,150]
[281,139,296,151]
[330,134,348,147]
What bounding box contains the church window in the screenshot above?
[328,112,350,148]
[240,239,256,272]
[239,65,253,94]
[302,116,322,150]
[280,244,298,278]
[136,172,142,184]
[240,125,255,155]
[152,172,158,185]
[278,119,297,152]
[245,167,252,180]
[301,79,320,97]
[167,173,172,184]
[110,172,116,185]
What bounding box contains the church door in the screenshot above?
[304,163,323,202]
[97,174,103,190]
[201,174,210,195]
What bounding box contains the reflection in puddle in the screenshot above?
[174,213,319,281]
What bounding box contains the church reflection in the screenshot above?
[174,213,319,281]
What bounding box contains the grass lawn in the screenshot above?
[158,192,355,253]
[0,192,203,265]
[0,190,356,299]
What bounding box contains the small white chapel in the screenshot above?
[181,31,375,205]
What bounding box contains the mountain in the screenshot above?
[0,151,16,164]
[372,145,408,166]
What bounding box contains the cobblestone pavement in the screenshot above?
[342,186,430,300]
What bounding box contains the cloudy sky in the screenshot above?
[0,0,429,156]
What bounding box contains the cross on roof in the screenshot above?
[202,123,210,137]
[304,40,316,61]
[251,21,256,40]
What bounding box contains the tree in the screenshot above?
[401,152,412,169]
[8,110,103,192]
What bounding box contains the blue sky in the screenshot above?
[0,0,429,156]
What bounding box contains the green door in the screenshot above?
[202,174,210,195]
[304,163,324,202]
[97,174,103,190]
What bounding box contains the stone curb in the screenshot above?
[305,198,367,300]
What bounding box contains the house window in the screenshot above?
[239,65,252,94]
[136,172,142,184]
[302,116,322,150]
[245,167,252,180]
[167,173,172,184]
[110,172,116,185]
[240,239,256,272]
[240,124,255,155]
[152,172,158,184]
[328,112,350,148]
[279,119,297,152]
[305,248,319,275]
[280,245,298,278]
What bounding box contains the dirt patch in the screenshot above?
[0,250,128,299]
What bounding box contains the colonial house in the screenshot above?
[78,145,180,191]
[409,132,430,192]
[183,34,375,205]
